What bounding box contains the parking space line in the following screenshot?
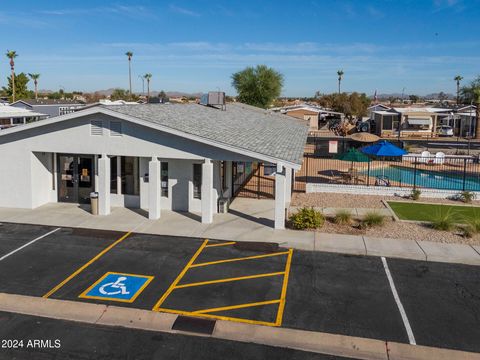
[0,228,61,262]
[43,231,132,299]
[204,241,236,248]
[174,271,285,289]
[190,251,290,268]
[157,307,277,326]
[152,239,209,311]
[381,256,416,345]
[193,299,281,314]
[275,248,293,326]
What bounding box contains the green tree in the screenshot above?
[6,50,18,101]
[409,94,419,104]
[460,75,480,104]
[337,70,344,94]
[125,51,133,95]
[231,65,284,108]
[28,73,40,99]
[2,72,31,101]
[454,75,463,105]
[317,92,370,120]
[110,88,129,101]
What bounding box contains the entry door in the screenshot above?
[58,154,94,204]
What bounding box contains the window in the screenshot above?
[161,162,168,197]
[121,157,139,195]
[110,157,139,195]
[220,161,227,192]
[263,163,276,176]
[59,107,76,116]
[382,116,393,130]
[110,156,118,194]
[193,163,202,199]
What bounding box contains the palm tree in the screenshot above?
[6,50,18,102]
[125,51,133,97]
[454,75,463,105]
[337,70,344,94]
[143,73,152,101]
[28,73,40,100]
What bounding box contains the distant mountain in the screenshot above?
[86,88,204,98]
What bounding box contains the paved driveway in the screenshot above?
[0,222,479,353]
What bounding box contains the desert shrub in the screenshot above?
[410,189,421,201]
[430,209,456,231]
[362,212,385,228]
[289,207,324,230]
[465,216,480,235]
[459,191,476,204]
[462,226,474,238]
[334,210,353,225]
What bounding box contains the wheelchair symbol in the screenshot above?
[99,276,130,296]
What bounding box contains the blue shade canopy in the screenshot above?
[361,140,407,157]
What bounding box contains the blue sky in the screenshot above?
[2,0,479,96]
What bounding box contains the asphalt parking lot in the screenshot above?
[0,222,479,353]
[0,312,352,360]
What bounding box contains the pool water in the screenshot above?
[365,166,480,191]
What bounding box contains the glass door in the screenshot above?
[58,154,94,204]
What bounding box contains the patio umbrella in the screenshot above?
[360,140,407,157]
[360,140,407,178]
[335,148,371,183]
[350,132,380,143]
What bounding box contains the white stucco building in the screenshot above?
[0,103,308,229]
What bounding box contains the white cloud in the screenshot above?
[169,4,201,17]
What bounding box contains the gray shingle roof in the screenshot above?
[104,103,308,165]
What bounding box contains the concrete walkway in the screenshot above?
[1,293,479,360]
[0,199,479,266]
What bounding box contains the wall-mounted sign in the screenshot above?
[329,141,338,154]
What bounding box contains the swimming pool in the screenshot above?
[365,166,480,191]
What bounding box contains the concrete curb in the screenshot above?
[0,293,479,360]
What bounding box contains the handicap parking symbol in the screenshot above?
[79,272,154,303]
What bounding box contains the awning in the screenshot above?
[407,117,431,125]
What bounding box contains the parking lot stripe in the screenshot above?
[275,248,293,326]
[204,241,236,248]
[156,307,277,326]
[0,228,61,262]
[42,231,132,299]
[190,251,290,268]
[152,239,209,311]
[193,299,281,314]
[381,256,416,345]
[174,271,285,289]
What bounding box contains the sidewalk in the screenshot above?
[0,200,479,266]
[1,293,479,360]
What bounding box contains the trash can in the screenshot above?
[90,192,99,215]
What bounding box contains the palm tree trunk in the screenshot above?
[456,82,460,105]
[11,70,15,102]
[338,79,341,94]
[34,81,38,100]
[147,80,150,102]
[128,60,132,96]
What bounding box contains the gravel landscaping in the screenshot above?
[291,192,480,208]
[291,192,480,245]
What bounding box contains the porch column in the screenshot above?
[274,163,286,229]
[201,159,213,224]
[148,157,161,220]
[285,167,292,204]
[98,154,111,216]
[225,161,233,199]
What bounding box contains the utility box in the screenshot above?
[218,198,229,214]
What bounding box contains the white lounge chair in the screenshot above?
[419,151,431,164]
[434,152,445,165]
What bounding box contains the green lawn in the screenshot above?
[387,201,480,223]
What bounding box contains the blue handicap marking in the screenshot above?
[80,272,154,303]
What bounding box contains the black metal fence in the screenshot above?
[293,137,480,192]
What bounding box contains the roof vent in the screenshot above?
[200,91,226,110]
